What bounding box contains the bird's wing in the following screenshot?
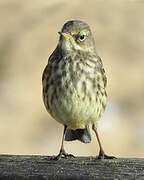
[96,56,107,88]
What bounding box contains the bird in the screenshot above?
[42,20,115,160]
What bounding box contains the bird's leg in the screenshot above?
[92,124,116,159]
[52,125,74,160]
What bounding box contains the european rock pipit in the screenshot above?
[42,20,115,160]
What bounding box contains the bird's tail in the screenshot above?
[65,126,91,143]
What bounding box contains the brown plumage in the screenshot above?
[42,20,115,160]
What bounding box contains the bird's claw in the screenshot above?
[51,151,75,160]
[96,150,116,160]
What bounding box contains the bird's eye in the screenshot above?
[79,34,86,41]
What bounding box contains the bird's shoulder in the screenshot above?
[95,56,107,88]
[42,46,62,80]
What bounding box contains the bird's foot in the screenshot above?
[97,150,116,160]
[51,149,74,160]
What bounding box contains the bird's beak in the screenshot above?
[58,32,72,39]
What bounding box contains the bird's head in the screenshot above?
[58,20,96,55]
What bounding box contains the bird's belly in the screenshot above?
[48,81,107,130]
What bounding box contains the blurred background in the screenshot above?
[0,0,144,158]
